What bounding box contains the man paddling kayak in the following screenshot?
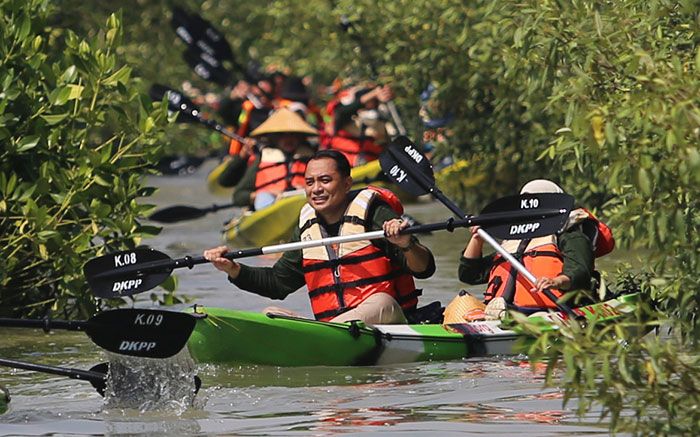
[204,150,435,324]
[457,179,613,319]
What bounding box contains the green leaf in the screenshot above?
[67,84,84,100]
[102,66,131,86]
[61,65,77,82]
[637,168,651,196]
[17,14,32,40]
[17,135,40,152]
[41,113,69,125]
[49,86,72,106]
[93,175,110,187]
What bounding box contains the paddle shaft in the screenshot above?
[94,208,564,279]
[199,116,243,141]
[0,317,86,332]
[0,358,104,385]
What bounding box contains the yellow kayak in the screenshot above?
[223,160,404,247]
[207,158,235,197]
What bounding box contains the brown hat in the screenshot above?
[250,108,318,137]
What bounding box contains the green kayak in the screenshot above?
[186,293,639,367]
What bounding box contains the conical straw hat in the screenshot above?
[250,108,318,137]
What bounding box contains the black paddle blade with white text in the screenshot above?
[85,309,197,359]
[379,136,435,196]
[171,7,235,62]
[84,249,174,298]
[478,193,575,240]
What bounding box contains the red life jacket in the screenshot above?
[300,186,420,321]
[484,208,615,310]
[574,208,615,257]
[253,146,312,193]
[328,132,384,167]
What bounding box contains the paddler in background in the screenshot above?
[204,150,436,324]
[223,107,318,211]
[448,179,613,322]
[325,84,394,166]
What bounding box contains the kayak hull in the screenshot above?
[186,293,639,367]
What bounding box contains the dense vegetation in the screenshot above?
[0,0,174,318]
[2,0,698,433]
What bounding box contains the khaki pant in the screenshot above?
[263,292,407,325]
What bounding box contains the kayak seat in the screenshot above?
[405,301,444,324]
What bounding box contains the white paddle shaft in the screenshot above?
[260,230,386,255]
[476,228,538,285]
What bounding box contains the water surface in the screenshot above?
[1,160,628,435]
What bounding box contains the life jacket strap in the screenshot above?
[302,251,385,273]
[308,271,400,298]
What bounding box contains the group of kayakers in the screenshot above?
[196,67,614,325]
[206,71,400,211]
[204,151,615,325]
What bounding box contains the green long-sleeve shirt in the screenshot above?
[458,228,594,292]
[230,200,436,299]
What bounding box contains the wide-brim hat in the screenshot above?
[250,108,318,137]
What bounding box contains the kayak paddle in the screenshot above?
[0,359,202,397]
[171,7,257,84]
[149,202,238,223]
[84,193,572,299]
[171,7,236,64]
[149,84,246,142]
[379,135,576,315]
[0,309,198,359]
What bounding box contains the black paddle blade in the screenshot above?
[149,84,200,123]
[171,7,235,62]
[84,249,174,298]
[86,309,197,359]
[182,49,232,86]
[379,135,435,196]
[149,205,208,223]
[478,193,575,240]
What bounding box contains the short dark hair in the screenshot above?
[309,150,351,178]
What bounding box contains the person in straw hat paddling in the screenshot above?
[228,107,319,211]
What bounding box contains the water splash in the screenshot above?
[103,349,200,414]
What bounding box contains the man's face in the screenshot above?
[304,157,352,219]
[275,133,302,153]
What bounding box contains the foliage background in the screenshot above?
[2,0,699,433]
[0,0,173,318]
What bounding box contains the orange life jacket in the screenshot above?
[253,146,312,193]
[228,100,272,155]
[484,236,565,310]
[483,208,614,311]
[300,186,420,321]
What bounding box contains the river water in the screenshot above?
[0,160,623,435]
